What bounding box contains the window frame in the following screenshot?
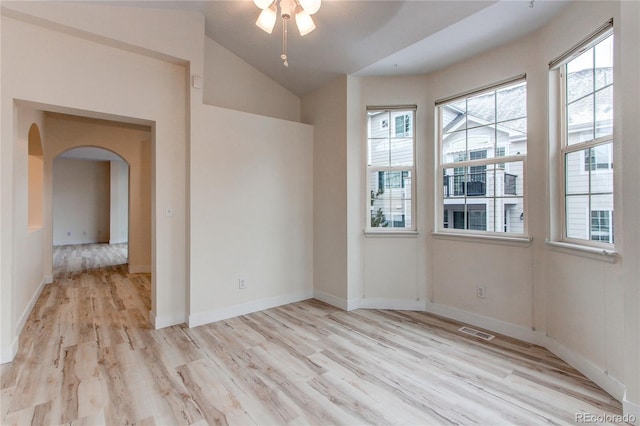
[435,75,528,238]
[366,106,417,233]
[557,28,614,249]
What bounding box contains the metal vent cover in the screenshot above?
[458,326,495,341]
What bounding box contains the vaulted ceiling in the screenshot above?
[89,1,570,95]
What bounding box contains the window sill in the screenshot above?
[432,231,532,247]
[364,230,419,238]
[545,240,617,263]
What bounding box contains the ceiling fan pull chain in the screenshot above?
[281,16,289,67]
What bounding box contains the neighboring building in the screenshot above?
[564,63,614,243]
[368,110,414,229]
[440,83,526,234]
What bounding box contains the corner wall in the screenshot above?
[188,104,313,326]
[349,75,430,311]
[9,105,46,361]
[301,76,349,308]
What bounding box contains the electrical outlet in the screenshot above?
[476,285,486,298]
[238,279,246,290]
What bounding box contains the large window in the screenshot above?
[367,107,416,231]
[437,77,527,235]
[558,28,614,245]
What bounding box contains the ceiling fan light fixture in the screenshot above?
[255,0,321,66]
[295,11,315,36]
[299,0,321,15]
[256,6,277,34]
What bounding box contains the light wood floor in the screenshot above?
[1,244,625,425]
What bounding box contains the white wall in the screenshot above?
[422,26,543,332]
[52,158,110,245]
[188,104,313,325]
[301,76,349,308]
[110,160,129,244]
[9,105,46,362]
[619,0,640,417]
[539,1,632,402]
[204,37,300,122]
[1,1,196,360]
[351,76,430,310]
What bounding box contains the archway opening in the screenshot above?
[52,147,130,270]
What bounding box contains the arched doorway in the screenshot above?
[52,147,130,271]
[44,112,152,280]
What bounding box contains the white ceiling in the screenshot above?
[99,0,570,96]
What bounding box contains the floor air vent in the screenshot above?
[458,326,495,341]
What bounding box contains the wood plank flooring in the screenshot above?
[1,243,625,425]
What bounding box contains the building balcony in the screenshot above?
[443,172,486,197]
[443,172,518,198]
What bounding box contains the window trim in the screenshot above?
[366,107,417,233]
[435,77,528,238]
[557,29,614,249]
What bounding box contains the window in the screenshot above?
[496,146,506,169]
[437,77,527,235]
[584,143,612,171]
[395,114,411,137]
[378,171,409,190]
[558,29,614,246]
[367,107,416,231]
[591,210,613,243]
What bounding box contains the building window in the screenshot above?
[469,210,487,231]
[558,29,614,246]
[395,114,411,137]
[437,77,527,235]
[591,210,613,243]
[584,143,612,171]
[367,107,416,231]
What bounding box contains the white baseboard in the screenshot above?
[129,265,151,274]
[313,290,348,310]
[422,301,627,407]
[44,274,53,284]
[1,276,47,364]
[150,310,186,329]
[0,336,19,364]
[623,393,640,426]
[424,301,538,344]
[16,277,47,337]
[188,290,313,328]
[352,297,426,311]
[543,335,625,401]
[109,239,127,244]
